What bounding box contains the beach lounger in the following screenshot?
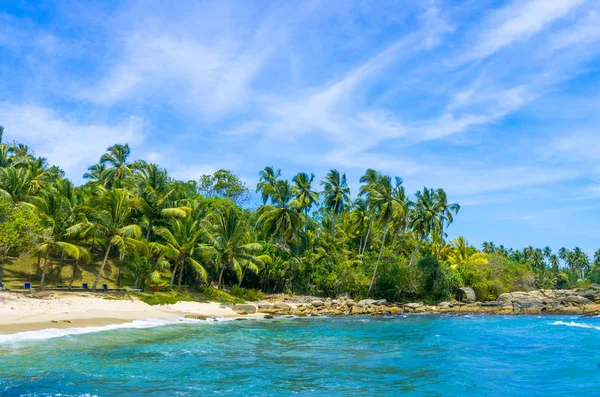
[24,282,31,290]
[82,283,88,290]
[103,284,108,292]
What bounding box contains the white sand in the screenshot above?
[0,291,262,334]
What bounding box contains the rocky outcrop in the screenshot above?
[457,287,476,303]
[254,288,600,317]
[233,304,257,314]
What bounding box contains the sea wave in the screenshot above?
[551,321,600,330]
[0,317,219,344]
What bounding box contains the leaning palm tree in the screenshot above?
[68,187,142,290]
[99,144,133,188]
[409,187,441,267]
[153,214,208,288]
[257,180,304,246]
[320,169,351,237]
[434,189,460,260]
[367,174,401,296]
[200,206,267,288]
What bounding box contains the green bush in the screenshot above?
[230,285,264,301]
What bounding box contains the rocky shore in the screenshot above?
[230,288,600,318]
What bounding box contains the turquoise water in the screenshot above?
[1,315,599,396]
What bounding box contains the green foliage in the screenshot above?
[196,287,243,304]
[418,257,457,302]
[135,291,196,305]
[230,285,264,301]
[199,169,251,205]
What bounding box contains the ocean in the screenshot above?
[0,315,598,396]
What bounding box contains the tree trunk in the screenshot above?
[331,213,337,239]
[59,248,65,267]
[238,266,247,287]
[0,261,4,284]
[40,250,50,290]
[146,220,153,242]
[69,259,79,290]
[170,262,179,289]
[409,237,424,268]
[367,226,388,297]
[436,225,444,260]
[361,219,373,254]
[92,243,112,291]
[178,260,185,288]
[217,264,225,289]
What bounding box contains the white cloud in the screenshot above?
[0,103,144,180]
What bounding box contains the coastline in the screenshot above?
[2,288,599,337]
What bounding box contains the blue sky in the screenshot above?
[1,0,600,253]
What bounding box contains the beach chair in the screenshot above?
[103,284,108,292]
[82,283,89,290]
[24,282,31,291]
[0,282,4,290]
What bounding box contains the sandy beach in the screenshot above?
[0,291,263,334]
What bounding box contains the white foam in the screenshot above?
[551,320,600,331]
[0,317,213,344]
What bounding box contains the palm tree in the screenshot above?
[367,174,401,297]
[321,169,351,237]
[153,214,208,288]
[481,241,496,254]
[256,166,281,204]
[434,189,459,260]
[99,144,133,188]
[201,206,267,288]
[292,172,319,226]
[358,169,379,254]
[68,187,142,290]
[349,198,370,252]
[131,163,190,240]
[257,180,304,246]
[409,187,441,267]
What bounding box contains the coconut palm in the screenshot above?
[99,144,133,188]
[256,166,281,204]
[409,187,441,267]
[358,169,379,253]
[68,187,142,290]
[257,180,304,246]
[367,174,401,296]
[292,172,319,222]
[200,206,268,288]
[321,169,351,237]
[131,163,190,240]
[153,214,207,288]
[434,189,460,260]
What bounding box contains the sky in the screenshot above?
[1,0,600,254]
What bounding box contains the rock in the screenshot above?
[233,304,257,314]
[235,318,247,321]
[345,299,356,306]
[275,302,291,310]
[404,302,423,310]
[479,301,505,308]
[258,303,275,309]
[357,299,378,306]
[263,315,274,319]
[514,300,543,309]
[439,302,451,308]
[390,306,402,313]
[311,300,324,307]
[558,295,591,305]
[374,299,387,305]
[351,306,364,314]
[457,287,477,302]
[185,315,207,320]
[62,320,71,323]
[583,304,600,317]
[258,308,280,314]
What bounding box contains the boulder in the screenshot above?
[275,302,292,310]
[390,306,402,313]
[233,304,257,314]
[479,301,505,308]
[258,303,275,309]
[184,315,207,320]
[558,295,591,305]
[404,302,423,310]
[457,287,477,303]
[345,299,356,306]
[311,300,324,307]
[351,306,365,314]
[357,299,378,306]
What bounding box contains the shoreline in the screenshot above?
[1,288,599,337]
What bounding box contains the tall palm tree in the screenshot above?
[257,180,304,246]
[99,144,133,188]
[409,187,441,267]
[200,206,267,288]
[292,172,319,225]
[153,214,208,288]
[434,189,460,260]
[68,187,142,290]
[358,169,379,253]
[367,174,401,296]
[256,166,281,204]
[321,169,351,237]
[349,198,369,252]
